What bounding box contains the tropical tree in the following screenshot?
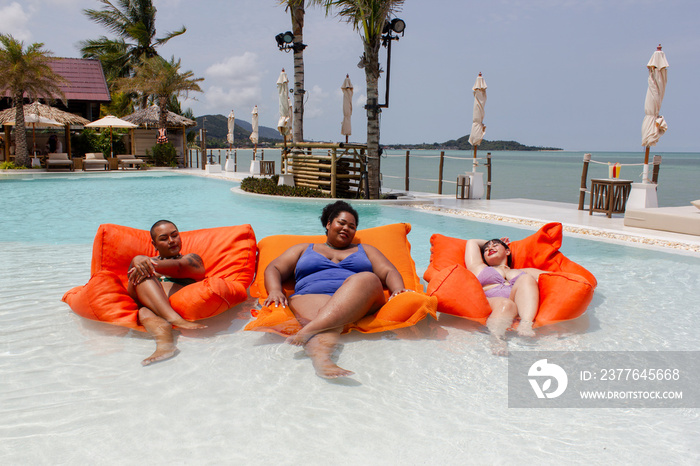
[115,56,202,139]
[80,0,186,107]
[322,0,404,198]
[0,34,66,167]
[279,0,315,143]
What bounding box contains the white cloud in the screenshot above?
[304,84,330,119]
[202,52,263,112]
[0,2,33,42]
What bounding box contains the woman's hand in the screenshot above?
[127,255,156,285]
[500,237,511,246]
[389,288,413,300]
[263,291,288,308]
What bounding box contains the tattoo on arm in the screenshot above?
[187,254,204,269]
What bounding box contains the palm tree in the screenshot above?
[80,0,186,107]
[115,56,202,139]
[322,0,404,198]
[0,34,66,167]
[279,1,315,143]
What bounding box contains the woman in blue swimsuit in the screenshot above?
[263,201,412,378]
[465,238,548,353]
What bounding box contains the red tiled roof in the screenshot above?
[2,58,110,102]
[49,58,111,102]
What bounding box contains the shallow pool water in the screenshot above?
[1,172,698,464]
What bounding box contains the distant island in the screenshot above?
[191,114,561,151]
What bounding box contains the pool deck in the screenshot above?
[181,168,700,255]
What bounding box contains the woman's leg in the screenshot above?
[288,272,386,345]
[510,274,539,337]
[486,297,517,356]
[127,278,205,330]
[303,329,354,378]
[138,307,177,366]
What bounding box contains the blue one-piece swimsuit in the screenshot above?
[294,244,373,296]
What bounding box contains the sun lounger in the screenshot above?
[117,154,146,170]
[82,152,109,171]
[46,153,74,171]
[624,205,700,236]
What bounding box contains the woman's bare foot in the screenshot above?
[142,343,177,366]
[170,318,207,330]
[286,331,313,347]
[517,320,536,337]
[312,358,355,378]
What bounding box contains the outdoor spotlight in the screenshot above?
[389,18,406,34]
[275,31,294,48]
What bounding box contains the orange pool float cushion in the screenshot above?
[62,223,257,331]
[424,222,596,327]
[245,223,438,336]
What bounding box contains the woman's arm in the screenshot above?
[128,253,205,285]
[262,243,307,307]
[465,239,488,275]
[363,245,411,298]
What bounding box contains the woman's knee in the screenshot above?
[488,297,517,317]
[344,271,383,290]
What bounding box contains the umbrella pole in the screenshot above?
[643,146,650,183]
[472,145,478,172]
[110,127,114,158]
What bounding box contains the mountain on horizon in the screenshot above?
[190,114,283,147]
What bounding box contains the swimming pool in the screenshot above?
[1,172,698,464]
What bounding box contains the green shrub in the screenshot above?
[0,161,27,170]
[71,128,127,157]
[148,142,178,167]
[240,175,330,198]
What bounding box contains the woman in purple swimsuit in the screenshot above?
[263,201,412,378]
[465,238,548,353]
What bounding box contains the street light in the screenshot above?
[366,17,406,112]
[275,31,306,53]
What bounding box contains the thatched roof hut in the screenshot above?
[0,101,90,126]
[1,102,90,160]
[121,105,196,128]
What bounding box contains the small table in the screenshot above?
[589,179,633,218]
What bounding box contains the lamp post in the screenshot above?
[365,18,406,113]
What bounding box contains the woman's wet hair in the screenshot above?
[481,238,512,267]
[150,219,177,240]
[320,201,358,233]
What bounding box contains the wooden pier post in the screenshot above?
[578,153,591,210]
[652,155,662,184]
[405,150,410,191]
[486,152,492,200]
[438,151,445,194]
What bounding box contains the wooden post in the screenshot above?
[3,125,10,161]
[486,152,492,200]
[578,153,591,210]
[331,147,337,198]
[261,149,265,161]
[182,127,187,168]
[651,155,662,184]
[234,149,238,172]
[438,151,445,194]
[64,124,71,158]
[405,150,410,191]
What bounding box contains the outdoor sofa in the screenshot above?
[117,154,145,170]
[83,152,109,171]
[45,153,74,171]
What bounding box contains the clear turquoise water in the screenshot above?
[1,172,698,464]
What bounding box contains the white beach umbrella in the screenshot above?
[277,70,291,143]
[22,114,62,154]
[227,110,235,145]
[640,45,669,183]
[468,72,487,171]
[341,75,353,143]
[249,106,259,159]
[86,115,138,157]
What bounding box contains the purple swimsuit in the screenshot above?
[477,267,525,299]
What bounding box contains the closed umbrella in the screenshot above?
[341,74,353,143]
[468,72,487,172]
[277,70,291,147]
[249,106,259,160]
[641,45,669,183]
[86,115,137,157]
[227,110,235,145]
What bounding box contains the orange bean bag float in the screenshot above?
[62,223,257,331]
[424,222,596,327]
[245,223,438,336]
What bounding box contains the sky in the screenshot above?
[1,0,699,152]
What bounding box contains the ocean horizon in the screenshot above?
[193,149,698,208]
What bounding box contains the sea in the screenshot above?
[191,149,698,208]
